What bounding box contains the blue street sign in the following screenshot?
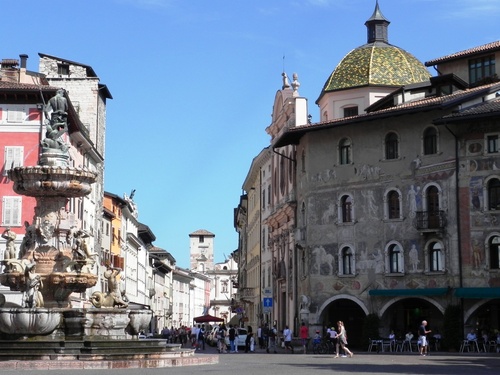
[263,297,273,307]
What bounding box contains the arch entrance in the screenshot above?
[318,297,366,348]
[464,299,500,335]
[380,298,444,339]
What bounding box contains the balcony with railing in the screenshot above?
[414,211,446,232]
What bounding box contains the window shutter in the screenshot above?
[4,146,24,176]
[2,196,22,226]
[7,106,25,123]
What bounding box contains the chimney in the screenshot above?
[19,54,28,69]
[0,59,19,82]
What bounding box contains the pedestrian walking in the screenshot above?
[218,324,227,353]
[197,324,206,350]
[335,321,353,358]
[299,322,309,354]
[418,320,431,356]
[283,325,294,353]
[257,325,264,349]
[266,324,278,353]
[245,325,253,353]
[228,325,237,353]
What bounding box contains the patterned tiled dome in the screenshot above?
[321,43,431,92]
[319,2,430,97]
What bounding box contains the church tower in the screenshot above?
[189,229,215,272]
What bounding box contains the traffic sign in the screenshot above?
[263,297,273,307]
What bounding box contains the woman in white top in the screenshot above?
[335,321,353,358]
[283,325,294,353]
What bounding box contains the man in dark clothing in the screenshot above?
[228,325,237,353]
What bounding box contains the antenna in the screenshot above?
[282,54,285,73]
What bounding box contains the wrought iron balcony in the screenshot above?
[414,210,446,231]
[236,287,255,299]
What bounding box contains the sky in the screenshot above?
[3,0,500,268]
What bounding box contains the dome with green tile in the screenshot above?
[318,2,430,97]
[322,44,431,92]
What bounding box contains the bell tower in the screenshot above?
[189,229,215,272]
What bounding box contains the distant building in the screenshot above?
[189,229,215,272]
[172,267,194,328]
[206,256,238,324]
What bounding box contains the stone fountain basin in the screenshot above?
[8,165,96,198]
[0,308,61,336]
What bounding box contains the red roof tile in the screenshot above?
[425,40,500,66]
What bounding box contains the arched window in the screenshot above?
[341,246,354,275]
[489,236,500,269]
[388,243,403,273]
[339,138,352,165]
[340,195,353,223]
[385,132,399,160]
[429,241,443,271]
[388,190,400,219]
[488,178,500,210]
[426,185,440,228]
[423,127,437,155]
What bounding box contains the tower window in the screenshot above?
[57,63,70,76]
[343,106,358,117]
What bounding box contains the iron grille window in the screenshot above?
[423,127,437,155]
[385,132,399,160]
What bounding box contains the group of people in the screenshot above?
[156,326,205,347]
[466,328,500,352]
[218,324,259,354]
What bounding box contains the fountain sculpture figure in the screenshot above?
[0,89,190,367]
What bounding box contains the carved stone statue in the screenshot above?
[23,262,44,308]
[41,88,68,152]
[299,294,311,324]
[69,228,93,260]
[299,294,311,313]
[2,227,16,261]
[44,88,68,127]
[90,266,128,308]
[19,221,36,259]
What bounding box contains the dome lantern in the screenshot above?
[365,0,390,44]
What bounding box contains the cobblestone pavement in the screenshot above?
[0,344,498,375]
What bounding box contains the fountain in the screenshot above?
[0,89,216,369]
